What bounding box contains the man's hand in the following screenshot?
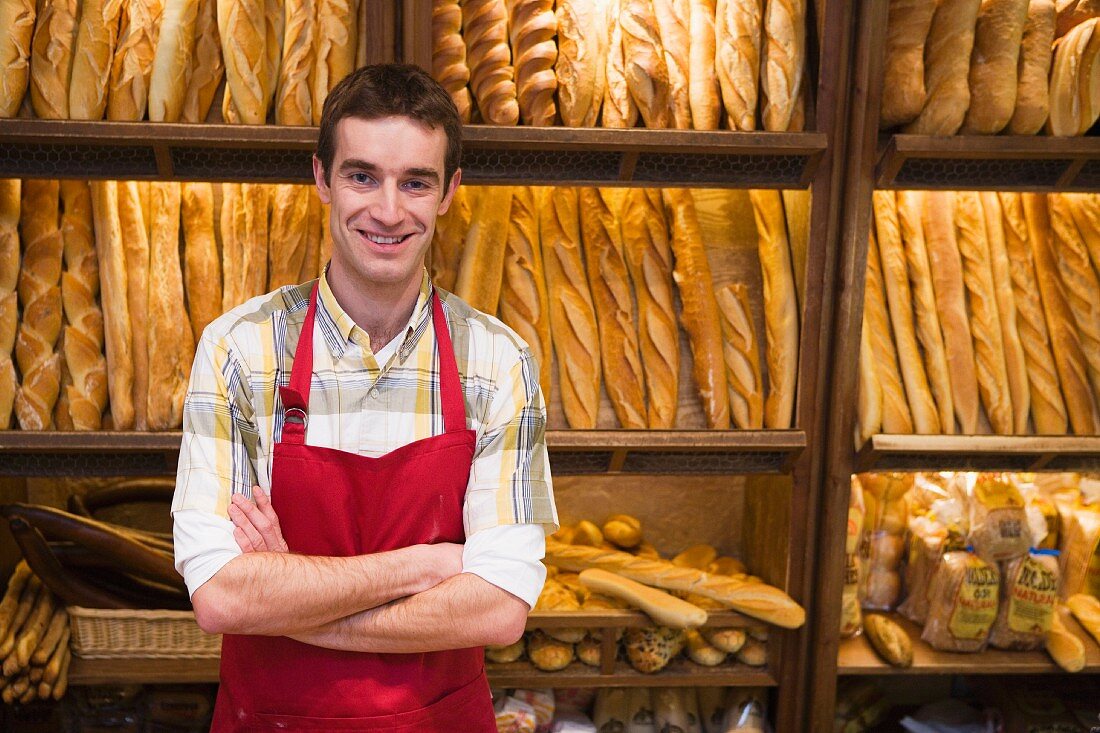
[229,486,289,554]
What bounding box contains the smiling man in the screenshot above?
[171,64,557,731]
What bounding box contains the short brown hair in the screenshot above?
[315,64,462,191]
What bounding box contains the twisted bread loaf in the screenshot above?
[429,186,470,293]
[0,0,35,117]
[89,182,134,429]
[69,0,125,120]
[961,0,1030,134]
[715,0,761,131]
[275,0,313,125]
[0,179,18,429]
[903,0,981,135]
[1008,0,1054,134]
[653,0,692,128]
[880,0,937,128]
[716,283,763,430]
[29,0,78,120]
[689,0,719,129]
[107,0,165,120]
[621,0,673,127]
[556,0,606,126]
[1048,194,1100,400]
[761,0,805,131]
[267,184,310,290]
[149,0,199,122]
[603,0,639,127]
[510,0,557,126]
[463,0,519,125]
[218,0,268,124]
[181,0,222,123]
[117,182,149,430]
[311,0,354,125]
[432,0,471,123]
[863,229,912,434]
[181,182,221,344]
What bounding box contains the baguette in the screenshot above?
[555,0,606,126]
[903,0,982,135]
[873,191,939,434]
[716,284,764,429]
[241,184,269,301]
[267,184,310,289]
[621,0,674,128]
[1,179,19,430]
[856,314,883,447]
[998,192,1067,433]
[311,0,355,125]
[430,186,471,293]
[69,0,126,120]
[1063,192,1100,276]
[1047,19,1097,136]
[961,0,1030,134]
[864,229,913,434]
[499,186,553,402]
[880,0,938,128]
[463,0,519,126]
[760,0,806,131]
[149,0,199,121]
[749,189,798,429]
[218,0,268,124]
[262,0,283,115]
[0,0,35,117]
[317,201,332,277]
[118,182,150,430]
[579,568,707,628]
[1008,0,1055,134]
[1048,194,1100,400]
[220,183,243,311]
[955,191,1013,435]
[581,188,647,429]
[922,192,980,434]
[688,0,719,129]
[510,0,558,126]
[455,186,513,314]
[715,0,761,131]
[107,0,165,120]
[29,0,78,119]
[300,189,323,283]
[541,187,601,428]
[665,188,730,429]
[180,0,222,123]
[1058,0,1100,36]
[1066,593,1100,646]
[1047,606,1086,672]
[432,0,472,123]
[653,0,692,128]
[863,614,913,668]
[602,0,639,127]
[181,182,222,343]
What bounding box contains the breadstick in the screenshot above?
[30,607,67,666]
[0,576,42,660]
[0,562,31,641]
[13,587,54,668]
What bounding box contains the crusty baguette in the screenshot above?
[180,0,222,123]
[117,182,150,430]
[1023,193,1099,434]
[1047,605,1086,672]
[1063,192,1100,277]
[317,201,332,278]
[922,192,981,434]
[218,0,268,124]
[579,568,708,628]
[622,188,678,428]
[997,192,1067,434]
[1077,20,1100,136]
[1066,593,1100,647]
[665,188,730,429]
[180,182,221,343]
[89,181,135,429]
[220,183,243,310]
[463,0,519,125]
[873,191,939,434]
[455,186,513,314]
[961,0,1030,134]
[1008,0,1055,134]
[581,187,647,429]
[510,0,558,126]
[149,0,199,121]
[1,179,19,429]
[29,0,78,119]
[107,0,165,120]
[856,314,883,448]
[267,184,310,289]
[903,0,982,135]
[1058,0,1100,36]
[1047,19,1097,136]
[954,191,1014,435]
[880,0,937,128]
[241,183,269,301]
[555,0,607,126]
[864,229,913,434]
[760,0,805,131]
[749,189,798,429]
[262,0,283,115]
[1048,194,1100,401]
[621,0,674,128]
[69,0,126,120]
[653,0,692,128]
[980,191,1029,434]
[311,0,355,125]
[688,0,719,129]
[717,283,764,429]
[300,188,322,283]
[603,0,639,127]
[541,187,601,428]
[0,0,35,117]
[714,0,761,131]
[430,186,471,293]
[432,0,472,123]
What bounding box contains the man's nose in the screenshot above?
[369,183,404,227]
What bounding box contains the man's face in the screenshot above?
[314,115,458,294]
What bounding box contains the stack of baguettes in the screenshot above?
[431,185,803,430]
[857,189,1100,446]
[880,0,1100,135]
[0,0,372,123]
[432,0,809,130]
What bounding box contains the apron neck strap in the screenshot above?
[431,292,466,435]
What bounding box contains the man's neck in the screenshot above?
[325,267,423,353]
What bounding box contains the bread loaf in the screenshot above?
[0,180,18,429]
[107,0,165,120]
[455,186,512,313]
[541,187,601,428]
[961,0,1030,134]
[856,316,883,447]
[717,284,763,430]
[1008,0,1055,134]
[1047,605,1087,672]
[1078,24,1100,135]
[263,0,283,115]
[653,0,692,128]
[148,0,198,122]
[621,0,674,128]
[922,192,981,434]
[988,550,1059,650]
[1047,19,1098,136]
[579,568,707,628]
[317,201,332,277]
[463,0,519,125]
[1063,192,1100,276]
[29,0,78,119]
[180,182,221,343]
[863,614,913,667]
[0,0,35,117]
[220,183,243,311]
[749,189,798,430]
[903,0,982,135]
[499,186,553,401]
[665,188,730,429]
[274,0,313,125]
[311,0,355,125]
[997,192,1067,434]
[89,182,134,429]
[602,0,638,127]
[1067,593,1100,646]
[864,230,913,435]
[621,188,678,428]
[301,189,322,282]
[555,0,606,126]
[432,0,472,123]
[510,0,558,126]
[117,182,150,430]
[922,550,999,652]
[880,0,937,128]
[1048,194,1100,400]
[760,0,805,131]
[242,183,269,301]
[69,0,126,120]
[873,191,939,434]
[218,0,268,124]
[180,0,222,123]
[1024,193,1099,433]
[687,0,719,129]
[267,184,310,290]
[714,0,761,131]
[430,186,471,293]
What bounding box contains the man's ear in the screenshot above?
[437,169,463,216]
[313,155,332,204]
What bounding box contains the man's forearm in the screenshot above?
[287,573,529,653]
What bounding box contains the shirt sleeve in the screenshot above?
[173,509,242,598]
[461,523,547,609]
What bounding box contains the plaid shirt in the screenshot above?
[173,270,557,537]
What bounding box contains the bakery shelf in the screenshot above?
[0,119,826,189]
[485,657,776,689]
[837,614,1100,676]
[70,656,220,686]
[876,134,1100,192]
[0,430,806,477]
[853,434,1100,473]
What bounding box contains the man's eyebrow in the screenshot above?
[338,158,379,173]
[336,160,440,183]
[405,167,440,182]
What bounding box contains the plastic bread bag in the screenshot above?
[495,695,538,733]
[653,688,702,733]
[1016,474,1059,550]
[898,515,949,625]
[841,476,866,637]
[550,710,597,733]
[1058,485,1100,600]
[511,689,555,732]
[857,473,913,611]
[966,473,1031,564]
[722,688,770,733]
[988,548,1060,651]
[921,549,1000,652]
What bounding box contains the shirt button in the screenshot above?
[370,388,380,399]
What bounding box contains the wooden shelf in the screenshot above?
[0,429,806,476]
[854,434,1100,473]
[876,135,1100,191]
[0,119,826,189]
[837,614,1100,676]
[485,657,775,688]
[71,656,220,685]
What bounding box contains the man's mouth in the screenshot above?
[360,231,412,245]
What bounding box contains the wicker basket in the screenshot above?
[67,607,222,659]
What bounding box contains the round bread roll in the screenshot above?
[603,513,643,548]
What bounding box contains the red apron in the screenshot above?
[210,284,497,732]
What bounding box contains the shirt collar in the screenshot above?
[316,266,434,360]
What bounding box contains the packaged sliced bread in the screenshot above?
[988,549,1061,650]
[1059,497,1100,600]
[967,473,1032,564]
[922,550,1000,652]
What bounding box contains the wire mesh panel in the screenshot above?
[891,157,1071,189]
[0,143,156,179]
[462,149,624,184]
[172,146,315,182]
[632,152,807,187]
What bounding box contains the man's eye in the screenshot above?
[405,180,427,190]
[351,173,371,184]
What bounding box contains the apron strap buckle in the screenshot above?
[279,386,309,444]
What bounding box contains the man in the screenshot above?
[172,64,557,731]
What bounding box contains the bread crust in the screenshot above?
[429,186,471,293]
[117,182,150,430]
[653,0,692,128]
[555,0,607,126]
[856,314,883,447]
[218,0,267,124]
[181,0,222,123]
[1048,194,1100,401]
[760,0,805,131]
[463,0,519,125]
[880,0,937,128]
[688,0,719,129]
[621,0,673,127]
[29,0,78,120]
[454,186,513,314]
[180,182,221,343]
[1008,0,1055,134]
[510,0,557,126]
[432,0,472,122]
[903,0,982,135]
[864,229,913,434]
[0,0,36,117]
[602,0,639,127]
[150,0,199,122]
[69,0,126,120]
[311,0,355,125]
[267,184,310,290]
[961,0,1030,134]
[717,283,763,429]
[107,0,165,120]
[0,179,19,429]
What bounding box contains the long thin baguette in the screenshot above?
[864,229,913,434]
[856,314,883,447]
[1062,193,1100,276]
[455,186,513,314]
[717,283,763,430]
[555,0,607,127]
[961,0,1030,134]
[621,0,673,128]
[579,568,707,628]
[180,0,222,123]
[244,184,270,300]
[180,182,222,343]
[603,0,638,127]
[0,0,36,117]
[0,179,16,429]
[29,0,78,120]
[220,182,243,310]
[311,0,355,124]
[149,0,199,122]
[688,0,719,129]
[715,0,761,131]
[760,0,805,131]
[300,189,322,283]
[117,182,150,430]
[107,0,165,120]
[69,0,125,120]
[1048,194,1100,400]
[218,0,268,124]
[653,0,693,129]
[267,184,310,289]
[429,186,471,293]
